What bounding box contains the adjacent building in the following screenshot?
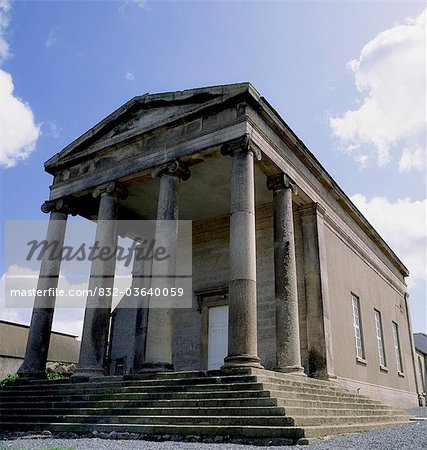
[414,332,427,405]
[0,320,79,379]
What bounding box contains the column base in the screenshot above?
[71,367,106,382]
[221,354,264,370]
[137,362,174,373]
[275,365,307,376]
[309,370,336,380]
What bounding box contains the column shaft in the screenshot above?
[222,137,262,369]
[18,208,68,379]
[140,161,190,372]
[73,188,119,379]
[268,174,304,374]
[132,245,151,373]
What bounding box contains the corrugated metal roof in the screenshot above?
[414,333,427,356]
[0,320,80,363]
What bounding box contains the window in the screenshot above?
[392,322,403,373]
[351,294,364,359]
[374,310,386,367]
[418,356,425,391]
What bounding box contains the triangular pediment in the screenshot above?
[45,83,258,172]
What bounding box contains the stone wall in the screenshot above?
[172,204,307,371]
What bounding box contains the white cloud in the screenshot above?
[0,2,40,168]
[133,0,145,8]
[0,70,40,167]
[351,194,427,286]
[119,0,146,16]
[354,153,369,169]
[45,28,58,49]
[330,9,426,173]
[0,265,87,336]
[125,71,135,81]
[45,121,62,139]
[0,0,11,63]
[0,259,133,338]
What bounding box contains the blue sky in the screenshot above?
[0,1,425,334]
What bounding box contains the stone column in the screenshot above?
[72,182,126,380]
[132,243,152,374]
[140,160,190,372]
[221,135,263,369]
[267,174,304,374]
[18,199,74,379]
[300,203,335,378]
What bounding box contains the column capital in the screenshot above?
[221,134,261,160]
[93,181,127,200]
[41,198,77,216]
[152,159,191,181]
[267,173,297,195]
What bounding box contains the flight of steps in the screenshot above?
[0,368,409,444]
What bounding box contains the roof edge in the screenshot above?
[0,320,78,338]
[245,90,410,278]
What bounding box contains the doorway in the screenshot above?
[207,305,229,370]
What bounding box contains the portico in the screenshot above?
[19,83,355,383]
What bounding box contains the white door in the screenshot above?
[207,305,229,370]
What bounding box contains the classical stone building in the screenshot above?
[14,83,419,432]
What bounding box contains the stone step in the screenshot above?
[276,398,395,410]
[0,396,278,410]
[0,414,296,427]
[0,391,398,410]
[0,369,408,442]
[1,375,259,392]
[0,381,264,396]
[0,383,350,400]
[292,414,409,427]
[0,420,406,440]
[283,406,403,417]
[246,368,355,390]
[0,376,354,397]
[261,381,377,401]
[255,375,352,393]
[9,368,372,397]
[1,393,380,410]
[16,371,223,389]
[0,395,395,412]
[0,381,378,405]
[1,406,404,421]
[0,389,272,403]
[2,412,408,428]
[266,389,380,404]
[0,406,287,417]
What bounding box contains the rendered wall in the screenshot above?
[324,224,418,407]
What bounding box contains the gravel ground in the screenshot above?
[1,421,426,450]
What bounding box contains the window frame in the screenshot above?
[351,294,365,361]
[374,309,387,369]
[392,321,403,374]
